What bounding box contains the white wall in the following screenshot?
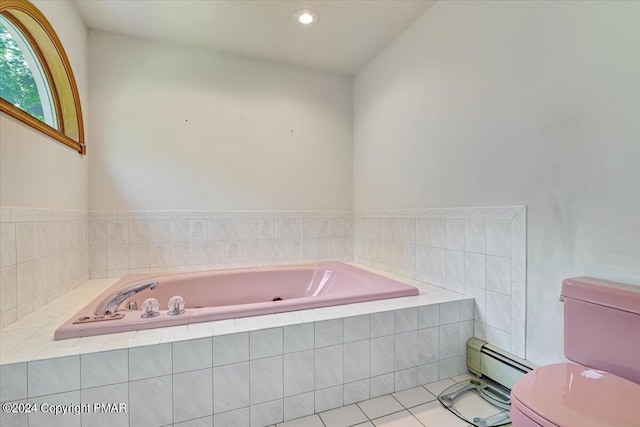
[353,0,640,365]
[88,31,353,212]
[1,0,88,210]
[0,1,89,328]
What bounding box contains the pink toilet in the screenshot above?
[510,277,640,427]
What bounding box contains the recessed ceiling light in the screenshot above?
[294,9,319,25]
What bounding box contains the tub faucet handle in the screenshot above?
[141,298,160,318]
[167,296,185,316]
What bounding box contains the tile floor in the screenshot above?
[274,374,512,427]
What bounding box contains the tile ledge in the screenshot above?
[0,262,470,365]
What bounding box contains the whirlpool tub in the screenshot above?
[54,262,419,339]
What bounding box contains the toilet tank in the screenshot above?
[561,277,640,384]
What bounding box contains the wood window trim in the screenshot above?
[0,0,86,154]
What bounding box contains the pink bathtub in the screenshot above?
[54,262,419,340]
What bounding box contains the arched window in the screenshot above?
[0,0,85,154]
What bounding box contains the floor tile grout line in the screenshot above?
[323,388,445,427]
[368,407,406,421]
[317,413,328,427]
[389,391,407,409]
[283,377,484,427]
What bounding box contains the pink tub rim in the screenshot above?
[54,262,419,340]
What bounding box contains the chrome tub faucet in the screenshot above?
[94,281,158,315]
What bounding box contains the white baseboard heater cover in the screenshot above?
[466,338,536,390]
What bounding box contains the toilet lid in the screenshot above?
[511,363,640,427]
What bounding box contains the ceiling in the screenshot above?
[73,0,436,75]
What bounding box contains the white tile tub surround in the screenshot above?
[354,206,527,358]
[0,207,89,329]
[0,270,471,361]
[88,210,354,279]
[0,297,472,427]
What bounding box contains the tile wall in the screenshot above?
[1,205,527,359]
[88,211,354,279]
[0,300,473,427]
[353,206,527,358]
[0,207,89,329]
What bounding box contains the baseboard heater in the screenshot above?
[466,338,536,390]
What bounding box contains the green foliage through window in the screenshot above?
[0,19,45,121]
